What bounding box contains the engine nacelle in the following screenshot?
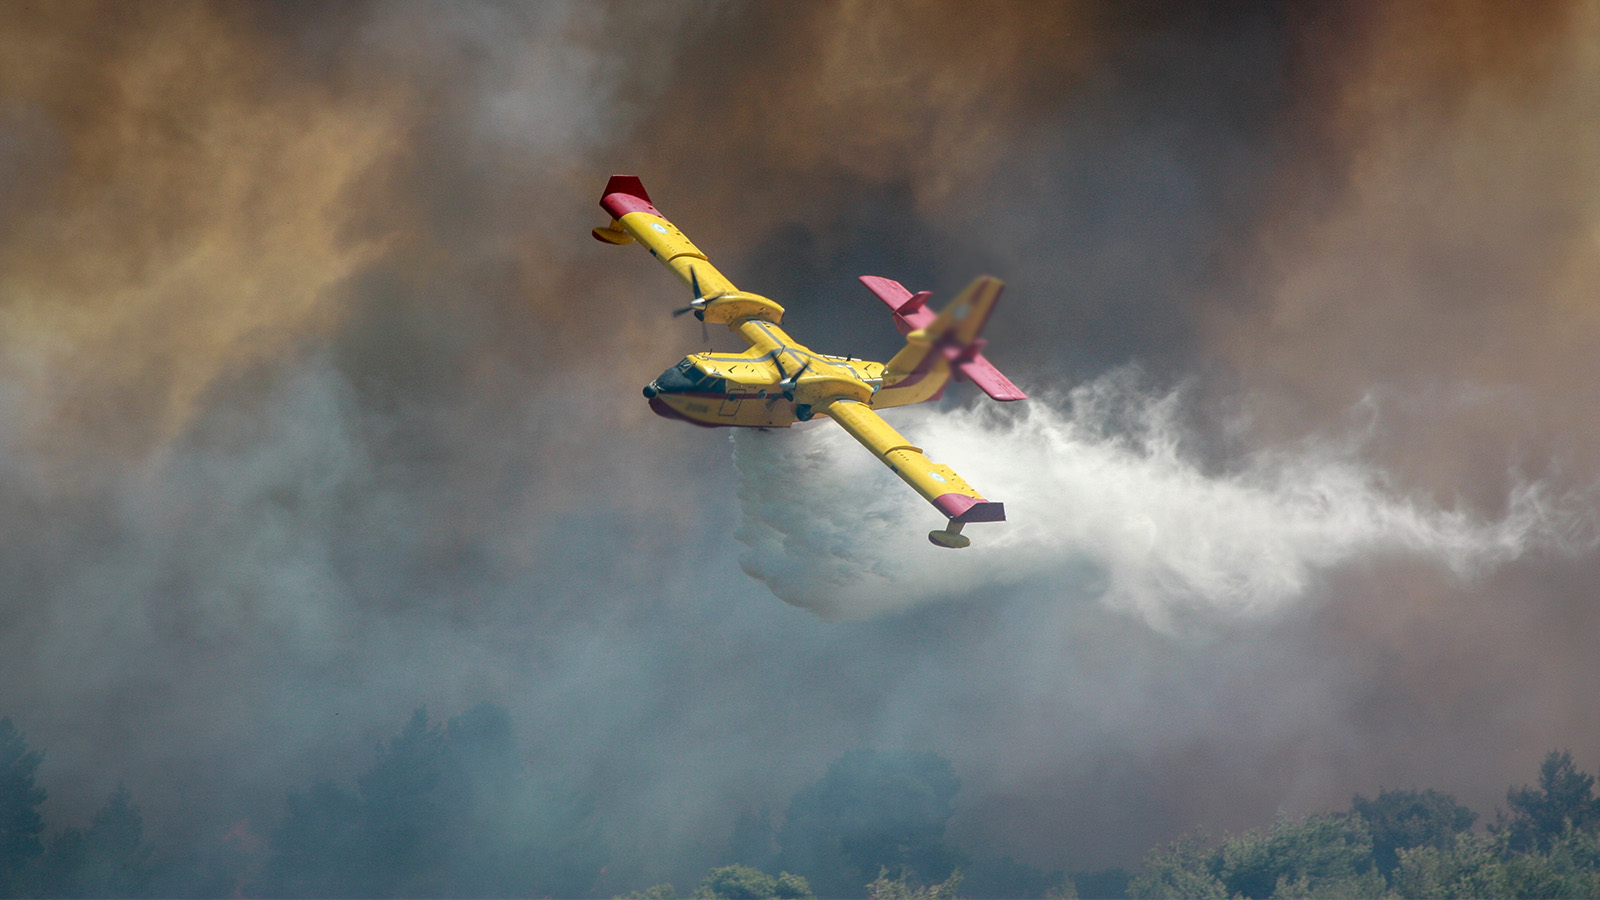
[699,291,784,326]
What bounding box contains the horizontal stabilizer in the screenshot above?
[898,291,931,313]
[955,355,1028,401]
[859,275,937,334]
[592,223,634,244]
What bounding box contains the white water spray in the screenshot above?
[734,374,1593,625]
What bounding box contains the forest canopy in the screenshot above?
[3,709,1598,899]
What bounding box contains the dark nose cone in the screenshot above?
[648,396,686,421]
[642,383,659,398]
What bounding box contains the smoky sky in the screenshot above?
[3,0,1600,889]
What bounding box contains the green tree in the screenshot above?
[1390,833,1497,899]
[1128,829,1225,900]
[1505,750,1600,853]
[1395,828,1600,899]
[1214,814,1382,899]
[866,866,963,900]
[0,718,46,896]
[691,864,814,899]
[1351,787,1476,876]
[778,750,963,898]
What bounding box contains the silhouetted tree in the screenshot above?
[257,703,605,898]
[1505,750,1600,853]
[728,805,780,875]
[777,750,963,898]
[1070,866,1131,899]
[39,785,154,898]
[257,780,366,898]
[358,707,457,896]
[1350,787,1476,876]
[0,718,45,897]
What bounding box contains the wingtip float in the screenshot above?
[595,175,1026,548]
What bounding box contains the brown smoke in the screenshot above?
[1213,1,1600,498]
[614,1,1102,245]
[0,3,408,468]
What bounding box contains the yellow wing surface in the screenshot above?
[822,399,1004,547]
[593,176,784,327]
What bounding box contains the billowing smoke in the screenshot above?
[4,0,1600,887]
[736,372,1595,625]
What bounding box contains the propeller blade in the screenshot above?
[784,358,813,386]
[672,306,697,317]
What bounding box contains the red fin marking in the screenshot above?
[859,275,913,310]
[899,290,932,314]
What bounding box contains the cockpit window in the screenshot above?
[654,359,726,394]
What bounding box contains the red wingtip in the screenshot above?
[600,175,659,218]
[934,494,1007,524]
[603,175,650,203]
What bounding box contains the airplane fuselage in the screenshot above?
[642,319,942,428]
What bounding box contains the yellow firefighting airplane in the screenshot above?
[593,176,1026,548]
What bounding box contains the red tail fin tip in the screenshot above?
[859,275,911,308]
[899,291,932,314]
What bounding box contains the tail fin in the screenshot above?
[866,275,1027,402]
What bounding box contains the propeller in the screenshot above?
[673,267,711,344]
[775,355,813,400]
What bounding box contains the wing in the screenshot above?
[593,175,784,330]
[821,398,1005,529]
[592,176,739,298]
